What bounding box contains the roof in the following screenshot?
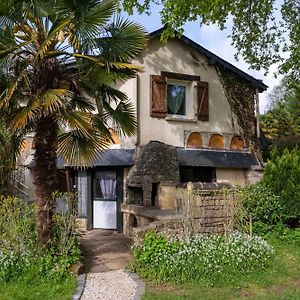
[90,149,135,167]
[25,155,66,169]
[26,149,135,169]
[26,148,258,169]
[177,148,259,169]
[149,26,268,92]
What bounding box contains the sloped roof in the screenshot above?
[26,149,135,168]
[26,148,258,169]
[150,26,268,92]
[177,148,259,168]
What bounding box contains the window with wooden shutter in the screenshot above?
[196,81,209,121]
[150,75,167,118]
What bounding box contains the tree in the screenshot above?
[119,0,300,82]
[260,79,300,150]
[0,0,147,245]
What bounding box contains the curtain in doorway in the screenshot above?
[97,171,116,199]
[77,171,88,217]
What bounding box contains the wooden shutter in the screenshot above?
[196,81,209,121]
[150,75,167,118]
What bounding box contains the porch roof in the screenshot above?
[26,149,135,169]
[177,148,259,169]
[27,148,259,169]
[91,149,135,167]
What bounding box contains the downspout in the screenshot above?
[255,88,264,167]
[65,168,71,193]
[135,75,141,147]
[255,88,260,139]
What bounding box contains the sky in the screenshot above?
[121,5,283,113]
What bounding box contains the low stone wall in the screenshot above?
[176,186,235,235]
[128,183,237,246]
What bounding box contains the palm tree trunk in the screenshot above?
[34,116,58,246]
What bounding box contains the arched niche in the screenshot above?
[186,132,203,148]
[230,136,245,150]
[209,134,225,149]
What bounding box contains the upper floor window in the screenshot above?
[167,83,186,115]
[150,72,209,121]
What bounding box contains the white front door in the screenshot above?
[93,171,117,229]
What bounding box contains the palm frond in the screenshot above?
[56,129,109,167]
[67,0,116,50]
[41,88,73,115]
[103,97,137,136]
[10,97,40,130]
[97,16,147,62]
[38,17,71,56]
[58,110,94,138]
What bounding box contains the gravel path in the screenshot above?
[81,270,137,300]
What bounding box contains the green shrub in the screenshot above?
[132,231,274,285]
[0,195,81,282]
[262,148,300,221]
[237,184,283,225]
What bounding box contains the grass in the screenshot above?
[0,275,77,300]
[142,237,300,300]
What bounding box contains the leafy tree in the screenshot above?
[260,79,300,150]
[119,0,300,81]
[0,0,147,245]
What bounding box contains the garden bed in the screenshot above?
[141,235,300,299]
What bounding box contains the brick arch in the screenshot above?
[230,136,245,150]
[186,132,203,148]
[209,134,224,149]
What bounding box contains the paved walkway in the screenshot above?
[80,229,132,273]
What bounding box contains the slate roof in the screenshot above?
[177,148,259,169]
[149,26,268,92]
[26,148,258,169]
[90,149,135,166]
[26,149,135,168]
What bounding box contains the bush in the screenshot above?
[0,195,81,282]
[132,231,274,285]
[262,148,300,222]
[237,184,283,225]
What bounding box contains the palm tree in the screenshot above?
[0,0,147,245]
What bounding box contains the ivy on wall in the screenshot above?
[215,65,258,152]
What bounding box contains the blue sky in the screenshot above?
[122,5,282,113]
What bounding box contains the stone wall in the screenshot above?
[126,141,180,207]
[176,183,235,235]
[130,183,236,245]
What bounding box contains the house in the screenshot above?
[22,26,267,233]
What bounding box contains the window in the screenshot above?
[77,171,88,218]
[167,84,186,115]
[180,166,216,183]
[150,72,209,121]
[94,171,116,200]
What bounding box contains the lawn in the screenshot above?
[0,275,77,300]
[142,237,300,300]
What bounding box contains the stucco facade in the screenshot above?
[19,28,266,233]
[133,37,240,147]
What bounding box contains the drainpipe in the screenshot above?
[135,75,141,147]
[65,169,71,193]
[255,88,260,139]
